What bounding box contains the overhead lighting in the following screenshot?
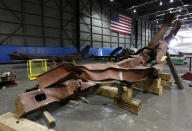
[110,0,114,2]
[157,20,159,24]
[179,9,182,12]
[133,9,136,13]
[170,0,174,3]
[170,10,172,13]
[159,1,163,6]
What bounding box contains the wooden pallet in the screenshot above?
[0,112,55,131]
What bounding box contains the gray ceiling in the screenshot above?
[112,0,192,29]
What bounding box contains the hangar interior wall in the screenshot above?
[79,0,154,49]
[0,0,155,62]
[0,0,77,47]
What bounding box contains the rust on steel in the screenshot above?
[148,13,174,48]
[153,21,182,71]
[37,63,79,88]
[117,13,175,67]
[78,63,156,82]
[9,46,90,61]
[15,80,97,117]
[15,13,182,118]
[37,62,157,89]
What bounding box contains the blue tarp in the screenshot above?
[0,45,122,63]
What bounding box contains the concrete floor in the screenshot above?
[0,62,192,131]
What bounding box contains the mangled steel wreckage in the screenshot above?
[15,13,182,118]
[9,45,91,61]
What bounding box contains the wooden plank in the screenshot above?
[96,85,132,100]
[166,52,184,89]
[79,96,89,103]
[161,80,172,88]
[159,73,171,81]
[0,112,55,131]
[42,111,56,128]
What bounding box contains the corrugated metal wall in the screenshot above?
[0,0,77,47]
[0,0,154,49]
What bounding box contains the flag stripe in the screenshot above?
[111,25,131,32]
[111,29,131,35]
[111,21,131,29]
[119,16,131,22]
[119,19,131,24]
[119,21,131,26]
[119,14,131,20]
[111,27,131,33]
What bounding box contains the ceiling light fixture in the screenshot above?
[133,9,136,13]
[157,20,159,24]
[159,1,163,6]
[170,0,174,3]
[110,0,114,2]
[179,9,182,12]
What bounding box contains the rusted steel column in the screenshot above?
[148,13,174,49]
[166,52,184,89]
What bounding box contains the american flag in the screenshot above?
[111,10,132,35]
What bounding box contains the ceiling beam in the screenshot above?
[141,3,192,18]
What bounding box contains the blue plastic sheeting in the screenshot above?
[0,45,77,63]
[83,47,122,57]
[0,45,122,63]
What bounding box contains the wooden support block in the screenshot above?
[133,78,163,95]
[42,111,56,128]
[72,59,76,64]
[114,98,142,115]
[161,80,173,88]
[69,100,80,106]
[96,85,139,114]
[0,112,55,131]
[149,86,163,95]
[159,73,171,81]
[51,60,57,69]
[96,85,132,100]
[79,96,89,103]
